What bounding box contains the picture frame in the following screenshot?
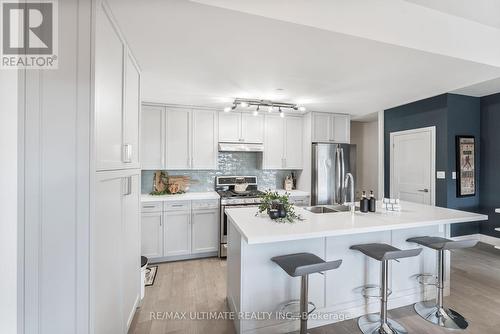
[456,136,476,197]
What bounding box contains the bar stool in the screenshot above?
[350,243,422,334]
[406,236,478,330]
[271,253,342,334]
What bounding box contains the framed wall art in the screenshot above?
[456,136,476,197]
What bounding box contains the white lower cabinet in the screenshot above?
[191,209,219,254]
[164,210,192,256]
[141,199,219,261]
[141,212,164,258]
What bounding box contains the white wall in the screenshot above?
[0,71,19,334]
[351,120,379,198]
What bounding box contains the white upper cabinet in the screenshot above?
[192,110,218,169]
[165,108,190,169]
[141,105,164,169]
[264,116,303,169]
[219,112,241,142]
[311,112,350,143]
[95,6,141,171]
[241,113,264,143]
[95,7,124,170]
[218,112,264,143]
[123,52,141,168]
[284,117,303,169]
[140,105,218,170]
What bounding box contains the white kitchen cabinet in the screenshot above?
[192,110,218,169]
[165,108,191,169]
[219,112,241,142]
[311,112,350,143]
[95,7,124,171]
[284,117,303,169]
[164,210,192,256]
[219,112,264,143]
[264,116,303,169]
[141,105,164,169]
[241,113,264,143]
[123,52,141,168]
[94,169,140,334]
[191,208,219,254]
[141,212,164,258]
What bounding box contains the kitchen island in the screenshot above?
[225,202,487,334]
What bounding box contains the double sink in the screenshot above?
[304,204,359,214]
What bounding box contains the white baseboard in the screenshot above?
[452,233,500,248]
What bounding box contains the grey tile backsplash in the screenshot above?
[141,152,300,194]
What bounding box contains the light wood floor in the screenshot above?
[129,243,500,334]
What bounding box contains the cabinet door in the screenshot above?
[164,211,191,256]
[312,113,331,142]
[141,212,163,258]
[95,7,124,171]
[219,112,241,142]
[241,113,264,143]
[284,117,303,169]
[123,52,141,168]
[94,172,125,334]
[264,116,285,169]
[121,173,140,328]
[165,109,190,169]
[191,209,219,254]
[192,110,217,169]
[141,105,164,169]
[331,114,351,143]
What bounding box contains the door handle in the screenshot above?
[418,189,429,193]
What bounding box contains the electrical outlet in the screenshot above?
[452,172,456,180]
[436,171,446,179]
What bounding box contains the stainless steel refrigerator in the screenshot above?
[311,143,357,206]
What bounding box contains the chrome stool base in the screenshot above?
[358,314,408,334]
[414,301,468,330]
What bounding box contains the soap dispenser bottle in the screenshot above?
[360,191,369,213]
[369,190,376,212]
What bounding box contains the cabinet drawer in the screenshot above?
[192,199,219,210]
[165,201,191,211]
[141,201,163,212]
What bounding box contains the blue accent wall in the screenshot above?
[384,94,482,237]
[479,92,500,238]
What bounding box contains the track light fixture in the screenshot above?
[224,98,306,116]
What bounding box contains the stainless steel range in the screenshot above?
[216,176,264,257]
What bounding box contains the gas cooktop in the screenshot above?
[216,189,265,199]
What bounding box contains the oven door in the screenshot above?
[220,203,259,258]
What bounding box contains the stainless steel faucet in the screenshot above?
[343,173,355,213]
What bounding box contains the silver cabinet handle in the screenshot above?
[143,205,156,208]
[418,189,429,193]
[123,144,132,163]
[122,176,132,196]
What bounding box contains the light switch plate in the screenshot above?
[436,171,446,179]
[452,172,456,180]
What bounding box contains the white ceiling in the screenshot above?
[108,0,500,116]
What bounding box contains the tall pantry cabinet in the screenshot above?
[93,1,141,334]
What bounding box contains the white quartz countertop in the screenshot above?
[225,201,488,245]
[141,191,220,202]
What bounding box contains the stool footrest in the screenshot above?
[416,273,437,286]
[278,300,316,319]
[360,285,393,299]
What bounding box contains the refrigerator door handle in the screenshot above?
[340,147,345,202]
[335,147,341,204]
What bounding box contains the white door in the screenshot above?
[165,109,190,169]
[331,114,350,143]
[241,113,264,143]
[264,116,285,169]
[312,113,331,142]
[95,7,124,171]
[390,127,435,205]
[164,211,191,256]
[123,52,141,168]
[219,112,241,142]
[192,110,217,169]
[191,209,219,254]
[141,212,164,258]
[284,117,303,169]
[141,105,164,169]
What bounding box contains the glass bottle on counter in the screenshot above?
[369,190,376,213]
[360,191,369,213]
